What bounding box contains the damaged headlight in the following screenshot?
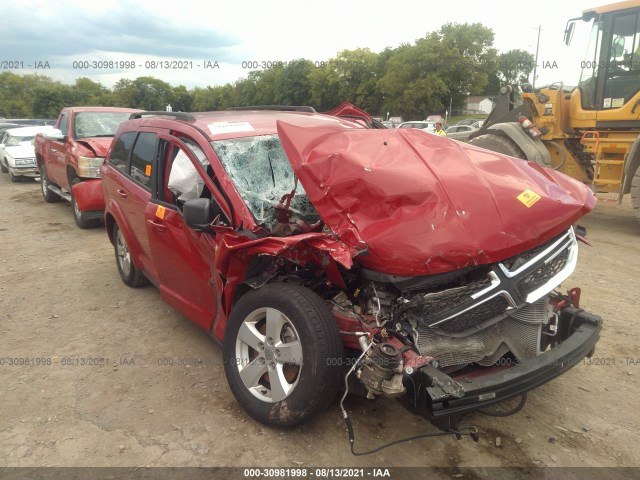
[78,156,105,178]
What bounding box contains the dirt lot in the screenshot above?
[1,172,639,472]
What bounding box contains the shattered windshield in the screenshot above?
[210,134,319,230]
[73,112,133,139]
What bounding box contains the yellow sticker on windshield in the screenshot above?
[156,205,166,219]
[145,164,152,176]
[517,189,541,208]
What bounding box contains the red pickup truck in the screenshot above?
[35,107,142,228]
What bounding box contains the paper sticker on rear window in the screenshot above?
[517,189,541,208]
[207,122,255,135]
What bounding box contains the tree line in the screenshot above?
[0,23,534,120]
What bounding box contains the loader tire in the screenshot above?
[631,168,640,220]
[468,134,526,160]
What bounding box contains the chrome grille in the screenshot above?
[407,227,578,333]
[517,247,570,297]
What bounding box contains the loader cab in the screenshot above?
[575,2,640,121]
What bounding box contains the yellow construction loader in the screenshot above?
[468,0,640,220]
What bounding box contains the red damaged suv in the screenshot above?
[101,103,601,432]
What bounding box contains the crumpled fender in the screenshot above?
[71,179,105,212]
[214,229,355,273]
[209,228,356,340]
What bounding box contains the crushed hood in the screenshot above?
[77,138,112,157]
[277,122,596,276]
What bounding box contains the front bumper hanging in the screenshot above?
[402,307,602,422]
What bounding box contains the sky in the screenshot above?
[1,0,598,91]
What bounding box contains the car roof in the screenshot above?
[5,125,55,136]
[125,110,364,141]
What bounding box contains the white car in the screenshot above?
[445,124,478,141]
[397,121,436,133]
[0,125,54,182]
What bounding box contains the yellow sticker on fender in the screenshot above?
[517,189,541,208]
[156,205,166,219]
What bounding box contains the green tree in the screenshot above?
[74,77,112,105]
[496,49,536,89]
[379,23,497,119]
[274,60,314,105]
[112,76,174,110]
[172,85,193,111]
[0,72,60,117]
[252,68,283,105]
[32,87,65,118]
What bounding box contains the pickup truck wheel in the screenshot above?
[40,166,62,203]
[223,283,343,427]
[70,180,101,229]
[113,223,148,288]
[468,133,526,160]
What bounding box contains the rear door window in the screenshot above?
[108,132,136,174]
[130,132,158,191]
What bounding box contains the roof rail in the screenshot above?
[129,111,196,121]
[226,105,317,113]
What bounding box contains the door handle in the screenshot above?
[147,219,167,232]
[116,189,128,198]
[632,99,640,114]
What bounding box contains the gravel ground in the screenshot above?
[1,174,639,473]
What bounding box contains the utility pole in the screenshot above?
[532,25,541,90]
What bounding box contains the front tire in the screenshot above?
[113,222,148,288]
[0,160,7,173]
[70,179,101,229]
[223,283,343,427]
[9,171,21,183]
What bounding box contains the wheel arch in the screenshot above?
[67,165,79,185]
[105,212,116,245]
[108,209,144,270]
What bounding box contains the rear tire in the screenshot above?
[468,133,526,160]
[113,222,148,288]
[40,164,62,203]
[223,283,343,427]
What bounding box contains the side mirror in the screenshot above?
[43,129,65,141]
[183,198,226,229]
